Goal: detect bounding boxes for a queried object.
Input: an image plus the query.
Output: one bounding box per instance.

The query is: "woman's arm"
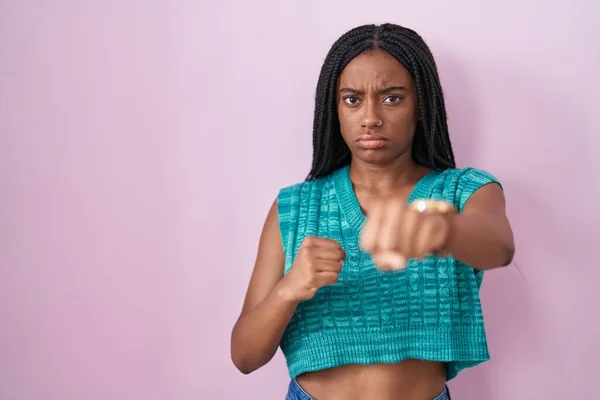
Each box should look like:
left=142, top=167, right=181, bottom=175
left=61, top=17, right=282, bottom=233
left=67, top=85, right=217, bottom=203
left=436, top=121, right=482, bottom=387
left=361, top=181, right=515, bottom=272
left=230, top=199, right=299, bottom=374
left=442, top=183, right=515, bottom=270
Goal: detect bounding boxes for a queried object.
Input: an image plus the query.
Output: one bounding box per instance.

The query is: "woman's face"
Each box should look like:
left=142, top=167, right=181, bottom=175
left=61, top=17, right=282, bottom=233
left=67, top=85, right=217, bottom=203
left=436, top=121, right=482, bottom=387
left=337, top=49, right=419, bottom=166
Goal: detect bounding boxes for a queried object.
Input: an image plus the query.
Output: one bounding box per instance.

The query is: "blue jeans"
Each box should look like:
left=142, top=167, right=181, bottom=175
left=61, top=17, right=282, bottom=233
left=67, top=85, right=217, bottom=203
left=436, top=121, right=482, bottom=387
left=285, top=379, right=452, bottom=399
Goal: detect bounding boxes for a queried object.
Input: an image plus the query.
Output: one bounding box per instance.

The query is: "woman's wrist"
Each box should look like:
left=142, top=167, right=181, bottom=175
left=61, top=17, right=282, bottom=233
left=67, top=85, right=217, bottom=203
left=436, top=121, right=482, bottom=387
left=437, top=212, right=457, bottom=257
left=409, top=199, right=457, bottom=257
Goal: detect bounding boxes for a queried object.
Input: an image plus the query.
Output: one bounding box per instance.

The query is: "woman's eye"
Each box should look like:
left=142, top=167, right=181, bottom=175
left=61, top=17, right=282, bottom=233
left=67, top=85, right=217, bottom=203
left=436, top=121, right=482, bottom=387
left=344, top=97, right=360, bottom=105
left=384, top=95, right=403, bottom=103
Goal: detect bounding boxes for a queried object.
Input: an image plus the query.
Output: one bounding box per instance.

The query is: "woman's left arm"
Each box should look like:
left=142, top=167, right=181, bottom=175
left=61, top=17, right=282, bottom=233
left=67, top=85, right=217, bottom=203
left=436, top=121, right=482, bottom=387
left=441, top=183, right=515, bottom=270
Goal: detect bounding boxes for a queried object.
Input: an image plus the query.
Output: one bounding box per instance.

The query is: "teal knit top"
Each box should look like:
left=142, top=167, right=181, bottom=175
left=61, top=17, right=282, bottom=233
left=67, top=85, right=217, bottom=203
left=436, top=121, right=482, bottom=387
left=276, top=164, right=502, bottom=381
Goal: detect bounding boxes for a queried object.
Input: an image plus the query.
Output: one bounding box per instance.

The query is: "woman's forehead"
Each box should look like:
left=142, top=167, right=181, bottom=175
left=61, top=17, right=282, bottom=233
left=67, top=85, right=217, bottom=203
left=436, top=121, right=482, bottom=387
left=338, top=51, right=413, bottom=88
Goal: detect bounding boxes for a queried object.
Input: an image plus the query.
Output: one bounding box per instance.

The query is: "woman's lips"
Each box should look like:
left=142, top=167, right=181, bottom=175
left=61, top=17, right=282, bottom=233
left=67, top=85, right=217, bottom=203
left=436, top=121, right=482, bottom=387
left=356, top=134, right=388, bottom=149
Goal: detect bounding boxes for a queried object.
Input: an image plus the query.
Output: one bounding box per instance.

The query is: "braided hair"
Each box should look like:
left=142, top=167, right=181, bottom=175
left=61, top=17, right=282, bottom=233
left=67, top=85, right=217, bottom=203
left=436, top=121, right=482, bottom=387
left=306, top=23, right=455, bottom=180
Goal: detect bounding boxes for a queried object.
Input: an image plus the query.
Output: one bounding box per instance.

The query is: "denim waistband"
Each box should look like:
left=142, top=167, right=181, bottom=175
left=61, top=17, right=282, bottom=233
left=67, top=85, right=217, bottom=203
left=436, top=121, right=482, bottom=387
left=285, top=379, right=314, bottom=400
left=285, top=379, right=451, bottom=400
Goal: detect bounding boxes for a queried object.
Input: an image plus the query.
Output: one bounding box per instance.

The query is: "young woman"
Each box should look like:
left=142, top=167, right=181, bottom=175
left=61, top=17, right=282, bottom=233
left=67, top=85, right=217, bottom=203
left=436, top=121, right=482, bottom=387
left=231, top=23, right=515, bottom=400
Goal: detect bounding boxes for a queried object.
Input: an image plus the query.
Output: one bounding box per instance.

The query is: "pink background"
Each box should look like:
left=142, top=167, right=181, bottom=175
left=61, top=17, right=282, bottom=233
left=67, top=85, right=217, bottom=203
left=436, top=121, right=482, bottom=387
left=1, top=1, right=598, bottom=399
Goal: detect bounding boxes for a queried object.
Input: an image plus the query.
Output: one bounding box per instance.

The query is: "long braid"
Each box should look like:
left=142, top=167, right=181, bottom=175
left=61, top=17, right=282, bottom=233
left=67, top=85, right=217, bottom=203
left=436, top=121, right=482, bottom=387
left=306, top=23, right=455, bottom=181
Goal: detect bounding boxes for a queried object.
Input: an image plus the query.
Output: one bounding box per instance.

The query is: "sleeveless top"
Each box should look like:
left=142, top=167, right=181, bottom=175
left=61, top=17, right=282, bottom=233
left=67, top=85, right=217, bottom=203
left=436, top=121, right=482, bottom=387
left=276, top=164, right=502, bottom=381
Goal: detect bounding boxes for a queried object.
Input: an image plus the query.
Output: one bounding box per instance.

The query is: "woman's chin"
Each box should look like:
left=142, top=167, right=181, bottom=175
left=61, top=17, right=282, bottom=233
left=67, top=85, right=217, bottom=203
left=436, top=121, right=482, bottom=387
left=353, top=149, right=397, bottom=165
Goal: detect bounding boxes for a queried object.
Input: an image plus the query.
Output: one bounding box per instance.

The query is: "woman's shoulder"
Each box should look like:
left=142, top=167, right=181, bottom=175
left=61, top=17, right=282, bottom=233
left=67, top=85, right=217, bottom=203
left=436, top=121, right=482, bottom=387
left=436, top=166, right=502, bottom=186
left=277, top=168, right=340, bottom=198
left=431, top=166, right=503, bottom=212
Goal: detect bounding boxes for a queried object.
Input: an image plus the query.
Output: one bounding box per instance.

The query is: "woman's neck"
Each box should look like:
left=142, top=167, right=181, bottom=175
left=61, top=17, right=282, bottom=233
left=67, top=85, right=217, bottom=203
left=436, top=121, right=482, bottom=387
left=348, top=156, right=430, bottom=195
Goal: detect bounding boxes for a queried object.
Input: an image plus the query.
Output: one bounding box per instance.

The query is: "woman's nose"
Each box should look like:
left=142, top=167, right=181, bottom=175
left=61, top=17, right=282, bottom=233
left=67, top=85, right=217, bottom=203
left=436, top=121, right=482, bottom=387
left=362, top=115, right=383, bottom=129
left=361, top=102, right=382, bottom=129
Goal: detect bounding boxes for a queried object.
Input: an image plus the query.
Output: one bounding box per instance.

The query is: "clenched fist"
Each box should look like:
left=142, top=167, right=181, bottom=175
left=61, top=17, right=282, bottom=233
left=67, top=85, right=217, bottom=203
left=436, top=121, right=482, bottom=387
left=360, top=199, right=456, bottom=271
left=277, top=236, right=345, bottom=302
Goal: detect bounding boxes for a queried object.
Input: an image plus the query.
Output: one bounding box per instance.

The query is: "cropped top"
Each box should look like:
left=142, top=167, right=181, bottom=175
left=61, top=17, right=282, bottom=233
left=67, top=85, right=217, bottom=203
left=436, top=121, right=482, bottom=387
left=276, top=164, right=502, bottom=381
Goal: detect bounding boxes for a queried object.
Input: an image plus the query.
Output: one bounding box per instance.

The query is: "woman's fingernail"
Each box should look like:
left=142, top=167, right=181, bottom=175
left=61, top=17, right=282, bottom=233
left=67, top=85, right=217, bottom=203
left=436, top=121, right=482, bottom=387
left=374, top=251, right=405, bottom=271
left=390, top=254, right=406, bottom=270
left=392, top=261, right=405, bottom=270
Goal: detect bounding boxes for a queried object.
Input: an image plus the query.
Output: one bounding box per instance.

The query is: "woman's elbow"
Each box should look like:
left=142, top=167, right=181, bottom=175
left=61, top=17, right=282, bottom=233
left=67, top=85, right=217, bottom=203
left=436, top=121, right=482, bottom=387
left=232, top=358, right=254, bottom=375
left=500, top=242, right=515, bottom=267
left=231, top=351, right=264, bottom=375
left=230, top=339, right=266, bottom=375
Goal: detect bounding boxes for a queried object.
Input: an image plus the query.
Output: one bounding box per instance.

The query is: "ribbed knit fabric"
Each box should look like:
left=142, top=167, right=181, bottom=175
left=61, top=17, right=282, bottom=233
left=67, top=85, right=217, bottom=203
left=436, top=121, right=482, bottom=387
left=277, top=165, right=502, bottom=381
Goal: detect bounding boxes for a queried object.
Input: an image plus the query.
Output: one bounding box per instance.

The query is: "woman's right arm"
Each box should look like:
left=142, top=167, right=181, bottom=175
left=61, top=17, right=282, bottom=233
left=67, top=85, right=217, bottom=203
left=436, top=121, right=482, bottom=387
left=231, top=198, right=344, bottom=374
left=230, top=199, right=299, bottom=374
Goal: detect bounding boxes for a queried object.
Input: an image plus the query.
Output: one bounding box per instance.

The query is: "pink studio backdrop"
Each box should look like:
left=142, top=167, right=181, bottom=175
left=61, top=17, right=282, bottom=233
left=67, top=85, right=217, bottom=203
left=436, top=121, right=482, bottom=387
left=1, top=1, right=598, bottom=399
